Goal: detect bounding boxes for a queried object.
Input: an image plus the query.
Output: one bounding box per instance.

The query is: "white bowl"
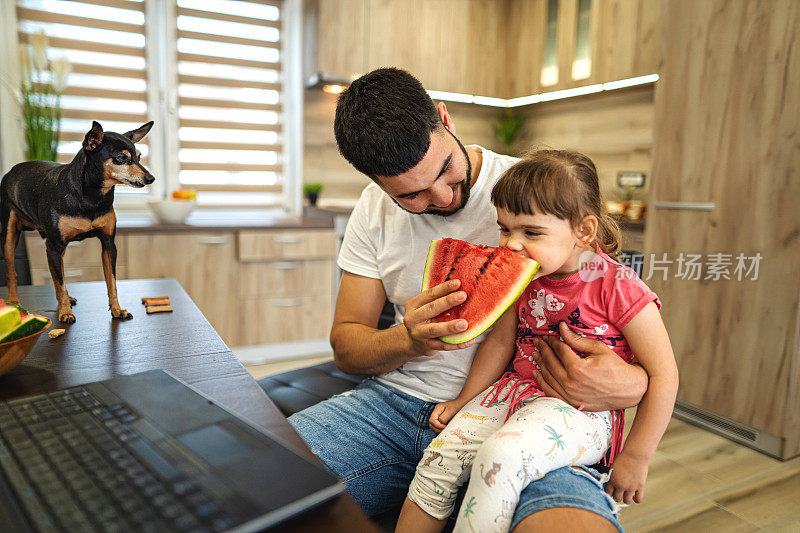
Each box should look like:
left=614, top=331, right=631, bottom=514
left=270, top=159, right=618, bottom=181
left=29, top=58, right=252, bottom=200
left=148, top=199, right=196, bottom=224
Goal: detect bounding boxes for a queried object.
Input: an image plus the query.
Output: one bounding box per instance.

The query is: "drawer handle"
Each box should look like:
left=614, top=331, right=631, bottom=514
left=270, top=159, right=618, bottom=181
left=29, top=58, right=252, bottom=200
left=42, top=269, right=84, bottom=280
left=272, top=261, right=301, bottom=270
left=273, top=235, right=307, bottom=244
left=196, top=236, right=230, bottom=245
left=653, top=201, right=715, bottom=211
left=273, top=298, right=302, bottom=307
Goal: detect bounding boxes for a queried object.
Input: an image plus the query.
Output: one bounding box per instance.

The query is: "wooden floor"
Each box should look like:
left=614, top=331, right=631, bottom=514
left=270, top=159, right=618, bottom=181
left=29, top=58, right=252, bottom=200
left=245, top=359, right=800, bottom=532
left=619, top=413, right=800, bottom=532
left=244, top=354, right=334, bottom=381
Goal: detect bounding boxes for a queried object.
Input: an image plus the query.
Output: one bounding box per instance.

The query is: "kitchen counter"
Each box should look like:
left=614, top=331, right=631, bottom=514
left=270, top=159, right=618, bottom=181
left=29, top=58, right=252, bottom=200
left=114, top=208, right=337, bottom=233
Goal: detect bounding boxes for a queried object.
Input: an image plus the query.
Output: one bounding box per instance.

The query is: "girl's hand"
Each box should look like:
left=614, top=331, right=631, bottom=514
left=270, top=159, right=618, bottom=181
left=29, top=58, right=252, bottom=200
left=605, top=452, right=648, bottom=504
left=429, top=399, right=465, bottom=433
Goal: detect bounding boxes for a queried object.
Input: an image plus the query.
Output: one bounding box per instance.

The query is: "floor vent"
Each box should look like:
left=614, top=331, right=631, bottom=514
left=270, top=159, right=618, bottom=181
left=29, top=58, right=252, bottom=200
left=673, top=401, right=783, bottom=458
left=675, top=401, right=757, bottom=441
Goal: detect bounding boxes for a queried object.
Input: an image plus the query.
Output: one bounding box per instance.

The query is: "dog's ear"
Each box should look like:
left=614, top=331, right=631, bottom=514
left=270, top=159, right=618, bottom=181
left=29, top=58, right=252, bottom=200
left=124, top=121, right=154, bottom=143
left=83, top=121, right=104, bottom=151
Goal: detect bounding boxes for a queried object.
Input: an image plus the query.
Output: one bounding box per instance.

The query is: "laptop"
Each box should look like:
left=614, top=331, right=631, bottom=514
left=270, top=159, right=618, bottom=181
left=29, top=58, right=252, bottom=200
left=0, top=370, right=344, bottom=532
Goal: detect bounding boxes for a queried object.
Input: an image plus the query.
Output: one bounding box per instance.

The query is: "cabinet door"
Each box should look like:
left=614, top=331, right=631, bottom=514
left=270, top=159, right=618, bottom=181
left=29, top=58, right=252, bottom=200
left=311, top=0, right=369, bottom=79
left=646, top=0, right=800, bottom=454
left=31, top=266, right=129, bottom=286
left=365, top=0, right=503, bottom=96
left=236, top=297, right=331, bottom=345
left=126, top=233, right=236, bottom=345
left=24, top=233, right=129, bottom=269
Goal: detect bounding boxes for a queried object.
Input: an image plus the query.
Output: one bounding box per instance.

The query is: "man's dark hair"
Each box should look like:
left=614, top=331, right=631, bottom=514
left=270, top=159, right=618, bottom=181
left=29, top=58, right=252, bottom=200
left=334, top=68, right=441, bottom=179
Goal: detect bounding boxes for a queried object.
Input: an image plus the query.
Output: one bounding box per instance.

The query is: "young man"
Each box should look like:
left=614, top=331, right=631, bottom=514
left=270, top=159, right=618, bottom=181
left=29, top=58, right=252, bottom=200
left=289, top=68, right=647, bottom=532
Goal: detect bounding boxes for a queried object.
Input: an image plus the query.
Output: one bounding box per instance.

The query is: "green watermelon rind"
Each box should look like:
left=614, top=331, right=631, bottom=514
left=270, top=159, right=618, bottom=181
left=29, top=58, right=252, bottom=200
left=0, top=315, right=49, bottom=344
left=421, top=239, right=540, bottom=345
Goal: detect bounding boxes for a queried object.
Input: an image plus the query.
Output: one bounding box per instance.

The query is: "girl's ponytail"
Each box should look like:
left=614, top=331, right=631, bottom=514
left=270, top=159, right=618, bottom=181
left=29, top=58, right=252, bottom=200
left=596, top=212, right=621, bottom=261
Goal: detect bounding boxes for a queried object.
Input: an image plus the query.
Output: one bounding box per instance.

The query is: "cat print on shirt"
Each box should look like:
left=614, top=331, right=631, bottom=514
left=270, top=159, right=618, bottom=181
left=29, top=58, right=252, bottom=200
left=480, top=462, right=501, bottom=487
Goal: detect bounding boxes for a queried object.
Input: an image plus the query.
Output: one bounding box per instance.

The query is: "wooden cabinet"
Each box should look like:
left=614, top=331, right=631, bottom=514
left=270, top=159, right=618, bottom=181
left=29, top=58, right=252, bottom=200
left=24, top=233, right=129, bottom=285
left=19, top=225, right=336, bottom=353
left=127, top=232, right=237, bottom=345
left=235, top=229, right=337, bottom=347
left=304, top=0, right=369, bottom=81
left=645, top=0, right=800, bottom=458
left=589, top=0, right=660, bottom=85
left=237, top=229, right=337, bottom=261
left=306, top=0, right=661, bottom=98
left=121, top=228, right=338, bottom=349
left=306, top=0, right=508, bottom=96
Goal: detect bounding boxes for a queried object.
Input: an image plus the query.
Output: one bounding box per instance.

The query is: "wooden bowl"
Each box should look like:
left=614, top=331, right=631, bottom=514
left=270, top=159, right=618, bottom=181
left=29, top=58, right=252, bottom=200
left=0, top=317, right=52, bottom=377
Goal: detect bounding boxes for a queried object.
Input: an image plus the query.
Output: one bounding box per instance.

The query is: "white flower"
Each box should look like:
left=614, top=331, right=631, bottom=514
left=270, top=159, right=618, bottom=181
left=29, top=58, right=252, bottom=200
left=51, top=57, right=71, bottom=93
left=30, top=31, right=49, bottom=72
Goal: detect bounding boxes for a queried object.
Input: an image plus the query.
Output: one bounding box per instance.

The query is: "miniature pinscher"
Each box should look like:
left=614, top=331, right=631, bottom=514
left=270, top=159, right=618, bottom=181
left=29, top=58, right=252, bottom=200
left=1, top=121, right=154, bottom=323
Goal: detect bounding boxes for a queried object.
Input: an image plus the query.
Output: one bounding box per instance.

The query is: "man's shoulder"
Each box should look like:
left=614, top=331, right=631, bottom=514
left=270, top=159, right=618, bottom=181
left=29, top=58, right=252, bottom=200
left=351, top=182, right=392, bottom=218
left=469, top=146, right=520, bottom=184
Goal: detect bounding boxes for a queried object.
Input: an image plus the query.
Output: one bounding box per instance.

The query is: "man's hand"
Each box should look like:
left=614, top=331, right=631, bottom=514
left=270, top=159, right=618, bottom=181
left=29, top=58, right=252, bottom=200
left=532, top=322, right=648, bottom=411
left=429, top=399, right=466, bottom=433
left=403, top=279, right=476, bottom=357
left=605, top=452, right=648, bottom=504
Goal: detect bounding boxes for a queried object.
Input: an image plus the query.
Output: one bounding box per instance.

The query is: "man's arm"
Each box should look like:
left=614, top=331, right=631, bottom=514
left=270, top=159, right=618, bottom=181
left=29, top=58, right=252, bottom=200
left=532, top=321, right=648, bottom=411
left=330, top=271, right=476, bottom=375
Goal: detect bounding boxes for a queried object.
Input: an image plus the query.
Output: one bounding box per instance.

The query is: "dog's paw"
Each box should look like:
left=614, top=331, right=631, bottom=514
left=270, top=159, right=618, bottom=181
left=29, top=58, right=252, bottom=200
left=112, top=308, right=133, bottom=320
left=68, top=296, right=77, bottom=305
left=58, top=312, right=76, bottom=324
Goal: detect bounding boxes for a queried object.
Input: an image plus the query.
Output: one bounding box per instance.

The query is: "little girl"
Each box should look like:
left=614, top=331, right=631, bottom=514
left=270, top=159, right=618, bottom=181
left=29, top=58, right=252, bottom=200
left=396, top=150, right=678, bottom=533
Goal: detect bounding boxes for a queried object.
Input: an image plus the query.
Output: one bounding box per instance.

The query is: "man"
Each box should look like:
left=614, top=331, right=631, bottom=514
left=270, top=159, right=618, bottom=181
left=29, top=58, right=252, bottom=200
left=289, top=68, right=647, bottom=531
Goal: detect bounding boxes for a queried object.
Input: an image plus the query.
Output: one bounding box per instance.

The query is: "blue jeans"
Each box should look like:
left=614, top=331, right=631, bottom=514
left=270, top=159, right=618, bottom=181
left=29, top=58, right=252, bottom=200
left=288, top=379, right=622, bottom=531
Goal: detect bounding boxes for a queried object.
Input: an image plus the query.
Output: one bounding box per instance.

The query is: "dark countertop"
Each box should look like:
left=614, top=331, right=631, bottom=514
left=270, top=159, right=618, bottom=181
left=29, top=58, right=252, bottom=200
left=0, top=279, right=379, bottom=532
left=114, top=207, right=340, bottom=233
left=616, top=218, right=646, bottom=232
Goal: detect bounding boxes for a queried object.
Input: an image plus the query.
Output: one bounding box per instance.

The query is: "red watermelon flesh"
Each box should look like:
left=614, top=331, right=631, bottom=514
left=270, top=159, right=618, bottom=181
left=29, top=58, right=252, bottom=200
left=422, top=238, right=540, bottom=344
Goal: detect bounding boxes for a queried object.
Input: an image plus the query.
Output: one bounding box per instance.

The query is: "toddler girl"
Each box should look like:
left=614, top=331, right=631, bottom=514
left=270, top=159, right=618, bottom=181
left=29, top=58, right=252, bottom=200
left=396, top=150, right=678, bottom=533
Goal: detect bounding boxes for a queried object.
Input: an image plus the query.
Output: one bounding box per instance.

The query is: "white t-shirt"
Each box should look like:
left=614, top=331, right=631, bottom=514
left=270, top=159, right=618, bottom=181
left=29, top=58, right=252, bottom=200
left=337, top=146, right=520, bottom=402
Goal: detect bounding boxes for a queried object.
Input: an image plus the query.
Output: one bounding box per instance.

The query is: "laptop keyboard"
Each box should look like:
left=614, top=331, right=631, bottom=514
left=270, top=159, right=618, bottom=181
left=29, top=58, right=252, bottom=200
left=0, top=386, right=237, bottom=533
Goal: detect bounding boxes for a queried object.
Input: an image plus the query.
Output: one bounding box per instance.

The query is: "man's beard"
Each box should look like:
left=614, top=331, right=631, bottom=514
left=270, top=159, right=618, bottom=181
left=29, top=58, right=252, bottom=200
left=389, top=131, right=473, bottom=217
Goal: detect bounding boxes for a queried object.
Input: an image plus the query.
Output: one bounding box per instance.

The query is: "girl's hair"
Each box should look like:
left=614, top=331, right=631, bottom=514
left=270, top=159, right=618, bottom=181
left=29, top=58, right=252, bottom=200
left=491, top=149, right=621, bottom=259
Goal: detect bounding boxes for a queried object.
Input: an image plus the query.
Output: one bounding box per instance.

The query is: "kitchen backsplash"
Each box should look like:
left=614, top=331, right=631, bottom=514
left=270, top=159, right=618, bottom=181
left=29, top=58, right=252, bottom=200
left=303, top=85, right=654, bottom=203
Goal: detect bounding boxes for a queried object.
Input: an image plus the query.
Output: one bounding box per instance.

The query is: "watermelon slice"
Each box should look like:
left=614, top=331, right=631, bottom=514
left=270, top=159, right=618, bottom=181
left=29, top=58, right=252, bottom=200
left=422, top=238, right=540, bottom=344
left=0, top=314, right=49, bottom=344
left=0, top=303, right=22, bottom=338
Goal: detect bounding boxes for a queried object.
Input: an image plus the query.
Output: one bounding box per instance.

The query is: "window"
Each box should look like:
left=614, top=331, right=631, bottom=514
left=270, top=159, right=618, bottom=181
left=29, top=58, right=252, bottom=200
left=14, top=0, right=295, bottom=209
left=174, top=0, right=283, bottom=207
left=17, top=0, right=150, bottom=196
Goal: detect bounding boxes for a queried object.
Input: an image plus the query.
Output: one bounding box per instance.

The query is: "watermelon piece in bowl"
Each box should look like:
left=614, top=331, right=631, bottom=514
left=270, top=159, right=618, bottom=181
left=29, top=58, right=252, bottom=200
left=422, top=238, right=539, bottom=344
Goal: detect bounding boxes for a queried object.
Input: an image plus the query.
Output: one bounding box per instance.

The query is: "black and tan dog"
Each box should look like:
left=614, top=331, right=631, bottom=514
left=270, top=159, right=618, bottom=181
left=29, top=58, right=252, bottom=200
left=1, top=121, right=154, bottom=323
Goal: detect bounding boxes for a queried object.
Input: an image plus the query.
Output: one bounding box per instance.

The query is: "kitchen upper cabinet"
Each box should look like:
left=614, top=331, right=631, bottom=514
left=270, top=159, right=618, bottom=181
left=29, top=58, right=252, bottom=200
left=505, top=0, right=548, bottom=97
left=304, top=0, right=369, bottom=81
left=307, top=0, right=661, bottom=98
left=308, top=0, right=507, bottom=96
left=535, top=0, right=661, bottom=92
left=645, top=0, right=800, bottom=458
left=588, top=0, right=660, bottom=85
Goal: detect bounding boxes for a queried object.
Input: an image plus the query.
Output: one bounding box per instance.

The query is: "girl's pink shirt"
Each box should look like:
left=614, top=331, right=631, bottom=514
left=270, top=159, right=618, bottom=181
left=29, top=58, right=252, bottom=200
left=512, top=249, right=661, bottom=380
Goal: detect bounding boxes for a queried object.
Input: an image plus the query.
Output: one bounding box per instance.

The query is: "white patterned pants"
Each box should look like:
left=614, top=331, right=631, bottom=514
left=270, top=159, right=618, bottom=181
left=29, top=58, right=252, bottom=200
left=407, top=377, right=612, bottom=533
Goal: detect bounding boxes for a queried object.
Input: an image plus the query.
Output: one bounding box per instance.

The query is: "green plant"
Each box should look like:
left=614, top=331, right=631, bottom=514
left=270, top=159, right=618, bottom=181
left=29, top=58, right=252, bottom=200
left=494, top=109, right=524, bottom=154
left=18, top=32, right=71, bottom=162
left=303, top=182, right=323, bottom=196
